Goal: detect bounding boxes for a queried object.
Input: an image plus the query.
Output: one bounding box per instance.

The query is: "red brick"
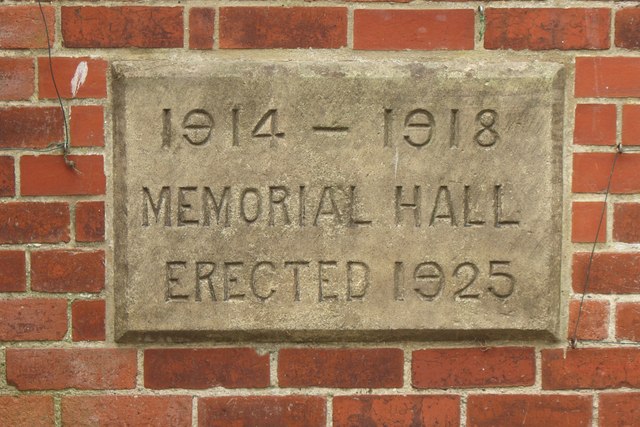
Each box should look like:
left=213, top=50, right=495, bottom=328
left=220, top=7, right=347, bottom=49
left=0, top=107, right=63, bottom=149
left=573, top=153, right=640, bottom=194
left=600, top=393, right=640, bottom=427
left=572, top=201, right=606, bottom=243
left=0, top=202, right=70, bottom=244
left=70, top=105, right=104, bottom=147
left=622, top=105, right=640, bottom=147
left=616, top=8, right=640, bottom=49
left=278, top=348, right=403, bottom=388
left=6, top=348, right=137, bottom=390
left=62, top=6, right=183, bottom=48
left=573, top=252, right=640, bottom=294
left=72, top=300, right=105, bottom=341
left=31, top=250, right=104, bottom=293
left=0, top=299, right=67, bottom=341
left=576, top=57, right=640, bottom=98
left=20, top=155, right=106, bottom=196
left=467, top=394, right=592, bottom=426
left=574, top=104, right=616, bottom=146
left=62, top=396, right=191, bottom=426
left=0, top=6, right=54, bottom=49
left=199, top=396, right=325, bottom=427
left=144, top=348, right=270, bottom=389
left=0, top=395, right=55, bottom=426
left=614, top=203, right=640, bottom=242
left=334, top=395, right=459, bottom=427
left=616, top=303, right=640, bottom=342
left=485, top=8, right=610, bottom=50
left=0, top=57, right=34, bottom=100
left=0, top=156, right=14, bottom=196
left=354, top=9, right=474, bottom=50
left=568, top=299, right=609, bottom=341
left=412, top=347, right=534, bottom=388
left=38, top=57, right=107, bottom=99
left=542, top=348, right=640, bottom=389
left=75, top=201, right=105, bottom=242
left=0, top=251, right=25, bottom=292
left=190, top=8, right=215, bottom=50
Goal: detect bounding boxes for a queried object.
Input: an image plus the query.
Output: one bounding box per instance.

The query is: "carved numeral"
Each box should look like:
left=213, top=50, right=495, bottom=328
left=474, top=109, right=500, bottom=147
left=488, top=260, right=515, bottom=297
left=252, top=109, right=285, bottom=146
left=453, top=262, right=480, bottom=299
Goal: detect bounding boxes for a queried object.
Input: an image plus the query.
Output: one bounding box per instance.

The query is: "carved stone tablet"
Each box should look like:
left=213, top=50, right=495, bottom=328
left=112, top=59, right=564, bottom=342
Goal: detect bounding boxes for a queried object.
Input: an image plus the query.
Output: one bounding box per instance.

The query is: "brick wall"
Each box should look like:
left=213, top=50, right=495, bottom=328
left=1, top=1, right=639, bottom=425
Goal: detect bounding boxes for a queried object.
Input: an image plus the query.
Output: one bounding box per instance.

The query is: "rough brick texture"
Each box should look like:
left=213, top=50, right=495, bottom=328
left=573, top=252, right=640, bottom=294
left=6, top=349, right=137, bottom=390
left=190, top=8, right=215, bottom=50
left=576, top=57, right=640, bottom=98
left=70, top=105, right=104, bottom=147
left=0, top=6, right=54, bottom=49
left=412, top=347, right=535, bottom=388
left=354, top=9, right=474, bottom=50
left=599, top=393, right=640, bottom=427
left=62, top=6, right=184, bottom=48
left=568, top=299, right=609, bottom=341
left=75, top=201, right=105, bottom=242
left=614, top=203, right=640, bottom=243
left=467, top=394, right=592, bottom=426
left=20, top=155, right=106, bottom=196
left=0, top=299, right=67, bottom=341
left=622, top=104, right=640, bottom=147
left=0, top=395, right=55, bottom=427
left=0, top=57, right=34, bottom=100
left=573, top=153, right=640, bottom=194
left=62, top=396, right=192, bottom=426
left=333, top=395, right=460, bottom=427
left=542, top=348, right=640, bottom=389
left=199, top=396, right=326, bottom=427
left=31, top=250, right=105, bottom=293
left=38, top=57, right=107, bottom=99
left=0, top=251, right=25, bottom=292
left=615, top=8, right=640, bottom=49
left=0, top=107, right=63, bottom=149
left=72, top=299, right=106, bottom=341
left=144, top=348, right=270, bottom=389
left=485, top=8, right=609, bottom=50
left=574, top=104, right=616, bottom=146
left=220, top=7, right=347, bottom=49
left=572, top=201, right=606, bottom=243
left=0, top=202, right=70, bottom=244
left=0, top=156, right=14, bottom=197
left=616, top=303, right=640, bottom=342
left=278, top=348, right=403, bottom=388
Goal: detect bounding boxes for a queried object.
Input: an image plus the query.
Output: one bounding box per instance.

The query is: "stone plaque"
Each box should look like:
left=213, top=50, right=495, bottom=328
left=113, top=59, right=564, bottom=342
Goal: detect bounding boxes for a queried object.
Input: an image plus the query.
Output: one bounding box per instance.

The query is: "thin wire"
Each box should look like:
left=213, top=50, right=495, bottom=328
left=570, top=145, right=622, bottom=349
left=37, top=0, right=75, bottom=170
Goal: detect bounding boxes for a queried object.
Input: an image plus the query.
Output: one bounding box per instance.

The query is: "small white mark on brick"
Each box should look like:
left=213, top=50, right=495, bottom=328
left=71, top=61, right=88, bottom=97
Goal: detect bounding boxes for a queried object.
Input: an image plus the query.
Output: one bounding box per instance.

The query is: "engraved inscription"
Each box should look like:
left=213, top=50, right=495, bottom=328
left=113, top=60, right=563, bottom=341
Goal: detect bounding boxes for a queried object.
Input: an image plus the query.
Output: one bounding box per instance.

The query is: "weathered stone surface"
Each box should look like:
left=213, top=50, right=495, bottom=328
left=112, top=59, right=564, bottom=342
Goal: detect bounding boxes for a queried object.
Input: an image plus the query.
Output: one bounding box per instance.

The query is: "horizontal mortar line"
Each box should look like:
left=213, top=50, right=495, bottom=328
left=0, top=195, right=106, bottom=202
left=572, top=243, right=640, bottom=252
left=36, top=341, right=568, bottom=351
left=0, top=388, right=568, bottom=399
left=2, top=47, right=598, bottom=60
